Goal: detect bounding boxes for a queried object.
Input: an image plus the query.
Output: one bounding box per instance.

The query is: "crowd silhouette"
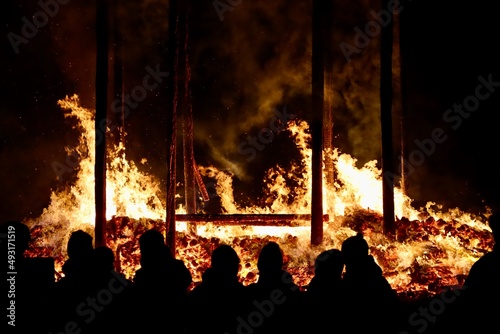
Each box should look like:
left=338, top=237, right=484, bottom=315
left=2, top=212, right=499, bottom=334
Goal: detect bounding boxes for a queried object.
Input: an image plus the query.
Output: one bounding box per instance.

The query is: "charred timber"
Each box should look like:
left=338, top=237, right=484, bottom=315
left=193, top=162, right=210, bottom=202
left=174, top=214, right=330, bottom=226
left=395, top=7, right=409, bottom=207
left=311, top=0, right=326, bottom=245
left=380, top=0, right=396, bottom=237
left=322, top=0, right=335, bottom=188
left=166, top=0, right=179, bottom=254
left=179, top=0, right=197, bottom=235
left=95, top=0, right=109, bottom=248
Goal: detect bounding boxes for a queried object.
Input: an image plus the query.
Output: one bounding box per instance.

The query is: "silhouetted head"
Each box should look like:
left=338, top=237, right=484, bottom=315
left=257, top=241, right=284, bottom=275
left=314, top=248, right=344, bottom=278
left=211, top=244, right=240, bottom=277
left=139, top=229, right=165, bottom=253
left=138, top=229, right=173, bottom=270
left=341, top=232, right=369, bottom=266
left=94, top=246, right=115, bottom=272
left=67, top=230, right=93, bottom=261
left=489, top=212, right=500, bottom=241
left=0, top=220, right=31, bottom=257
left=67, top=230, right=94, bottom=260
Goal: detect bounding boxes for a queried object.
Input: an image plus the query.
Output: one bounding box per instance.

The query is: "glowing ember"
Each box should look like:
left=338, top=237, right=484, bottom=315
left=24, top=95, right=494, bottom=299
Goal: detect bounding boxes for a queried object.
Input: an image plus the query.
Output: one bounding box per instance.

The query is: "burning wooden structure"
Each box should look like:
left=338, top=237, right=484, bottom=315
left=20, top=0, right=496, bottom=304
left=93, top=0, right=406, bottom=252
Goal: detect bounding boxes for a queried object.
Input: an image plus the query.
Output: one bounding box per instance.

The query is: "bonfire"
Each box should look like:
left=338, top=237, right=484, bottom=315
left=24, top=95, right=494, bottom=301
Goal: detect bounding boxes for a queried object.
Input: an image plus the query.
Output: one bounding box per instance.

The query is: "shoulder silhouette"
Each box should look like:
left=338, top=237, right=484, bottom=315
left=61, top=229, right=94, bottom=281
left=305, top=248, right=346, bottom=334
left=126, top=228, right=191, bottom=334
left=186, top=244, right=248, bottom=334
left=84, top=245, right=132, bottom=334
left=465, top=211, right=500, bottom=289
left=244, top=241, right=303, bottom=334
left=447, top=211, right=500, bottom=333
left=133, top=228, right=192, bottom=293
left=340, top=232, right=402, bottom=334
left=49, top=229, right=96, bottom=333
left=307, top=248, right=344, bottom=299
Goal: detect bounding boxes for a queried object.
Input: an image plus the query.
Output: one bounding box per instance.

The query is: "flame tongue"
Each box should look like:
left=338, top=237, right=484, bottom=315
left=25, top=95, right=493, bottom=297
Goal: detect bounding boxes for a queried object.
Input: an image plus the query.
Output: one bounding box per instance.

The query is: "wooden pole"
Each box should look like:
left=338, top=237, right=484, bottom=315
left=95, top=0, right=108, bottom=248
left=180, top=2, right=197, bottom=235
left=393, top=8, right=403, bottom=196
left=311, top=0, right=325, bottom=246
left=166, top=0, right=179, bottom=255
left=110, top=0, right=123, bottom=270
left=193, top=161, right=210, bottom=202
left=111, top=0, right=125, bottom=148
left=380, top=0, right=396, bottom=236
left=323, top=0, right=335, bottom=190
left=395, top=6, right=410, bottom=218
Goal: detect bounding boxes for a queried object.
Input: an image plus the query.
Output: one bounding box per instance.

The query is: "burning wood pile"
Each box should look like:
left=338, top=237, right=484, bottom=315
left=20, top=96, right=494, bottom=303
left=24, top=207, right=494, bottom=302
left=340, top=208, right=493, bottom=299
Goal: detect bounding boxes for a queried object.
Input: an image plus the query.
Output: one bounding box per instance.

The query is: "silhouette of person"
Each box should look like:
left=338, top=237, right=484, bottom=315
left=127, top=228, right=192, bottom=334
left=93, top=245, right=116, bottom=278
left=464, top=211, right=500, bottom=287
left=244, top=241, right=303, bottom=334
left=133, top=229, right=192, bottom=294
left=61, top=229, right=94, bottom=280
left=50, top=229, right=96, bottom=333
left=185, top=244, right=248, bottom=334
left=305, top=248, right=346, bottom=334
left=1, top=220, right=55, bottom=334
left=449, top=211, right=500, bottom=333
left=308, top=248, right=344, bottom=297
left=84, top=245, right=132, bottom=334
left=340, top=232, right=402, bottom=334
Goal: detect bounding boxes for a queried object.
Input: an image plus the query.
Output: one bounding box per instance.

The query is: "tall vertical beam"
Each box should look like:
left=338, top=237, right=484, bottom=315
left=392, top=8, right=403, bottom=195
left=111, top=0, right=125, bottom=147
left=110, top=0, right=123, bottom=270
left=166, top=0, right=179, bottom=255
left=180, top=1, right=197, bottom=235
left=380, top=0, right=396, bottom=236
left=323, top=0, right=335, bottom=190
left=394, top=6, right=410, bottom=218
left=311, top=0, right=325, bottom=246
left=95, top=0, right=109, bottom=247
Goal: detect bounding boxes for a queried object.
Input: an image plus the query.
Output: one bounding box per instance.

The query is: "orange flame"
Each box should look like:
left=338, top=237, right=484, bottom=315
left=25, top=95, right=494, bottom=296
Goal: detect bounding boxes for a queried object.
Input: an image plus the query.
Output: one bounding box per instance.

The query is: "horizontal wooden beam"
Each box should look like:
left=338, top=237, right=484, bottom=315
left=174, top=214, right=330, bottom=226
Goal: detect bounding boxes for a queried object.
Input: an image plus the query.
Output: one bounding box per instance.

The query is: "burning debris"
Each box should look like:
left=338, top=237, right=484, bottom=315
left=25, top=210, right=494, bottom=300
left=21, top=95, right=494, bottom=302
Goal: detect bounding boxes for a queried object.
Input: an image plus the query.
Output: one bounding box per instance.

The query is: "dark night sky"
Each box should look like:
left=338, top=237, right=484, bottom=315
left=1, top=0, right=499, bottom=224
